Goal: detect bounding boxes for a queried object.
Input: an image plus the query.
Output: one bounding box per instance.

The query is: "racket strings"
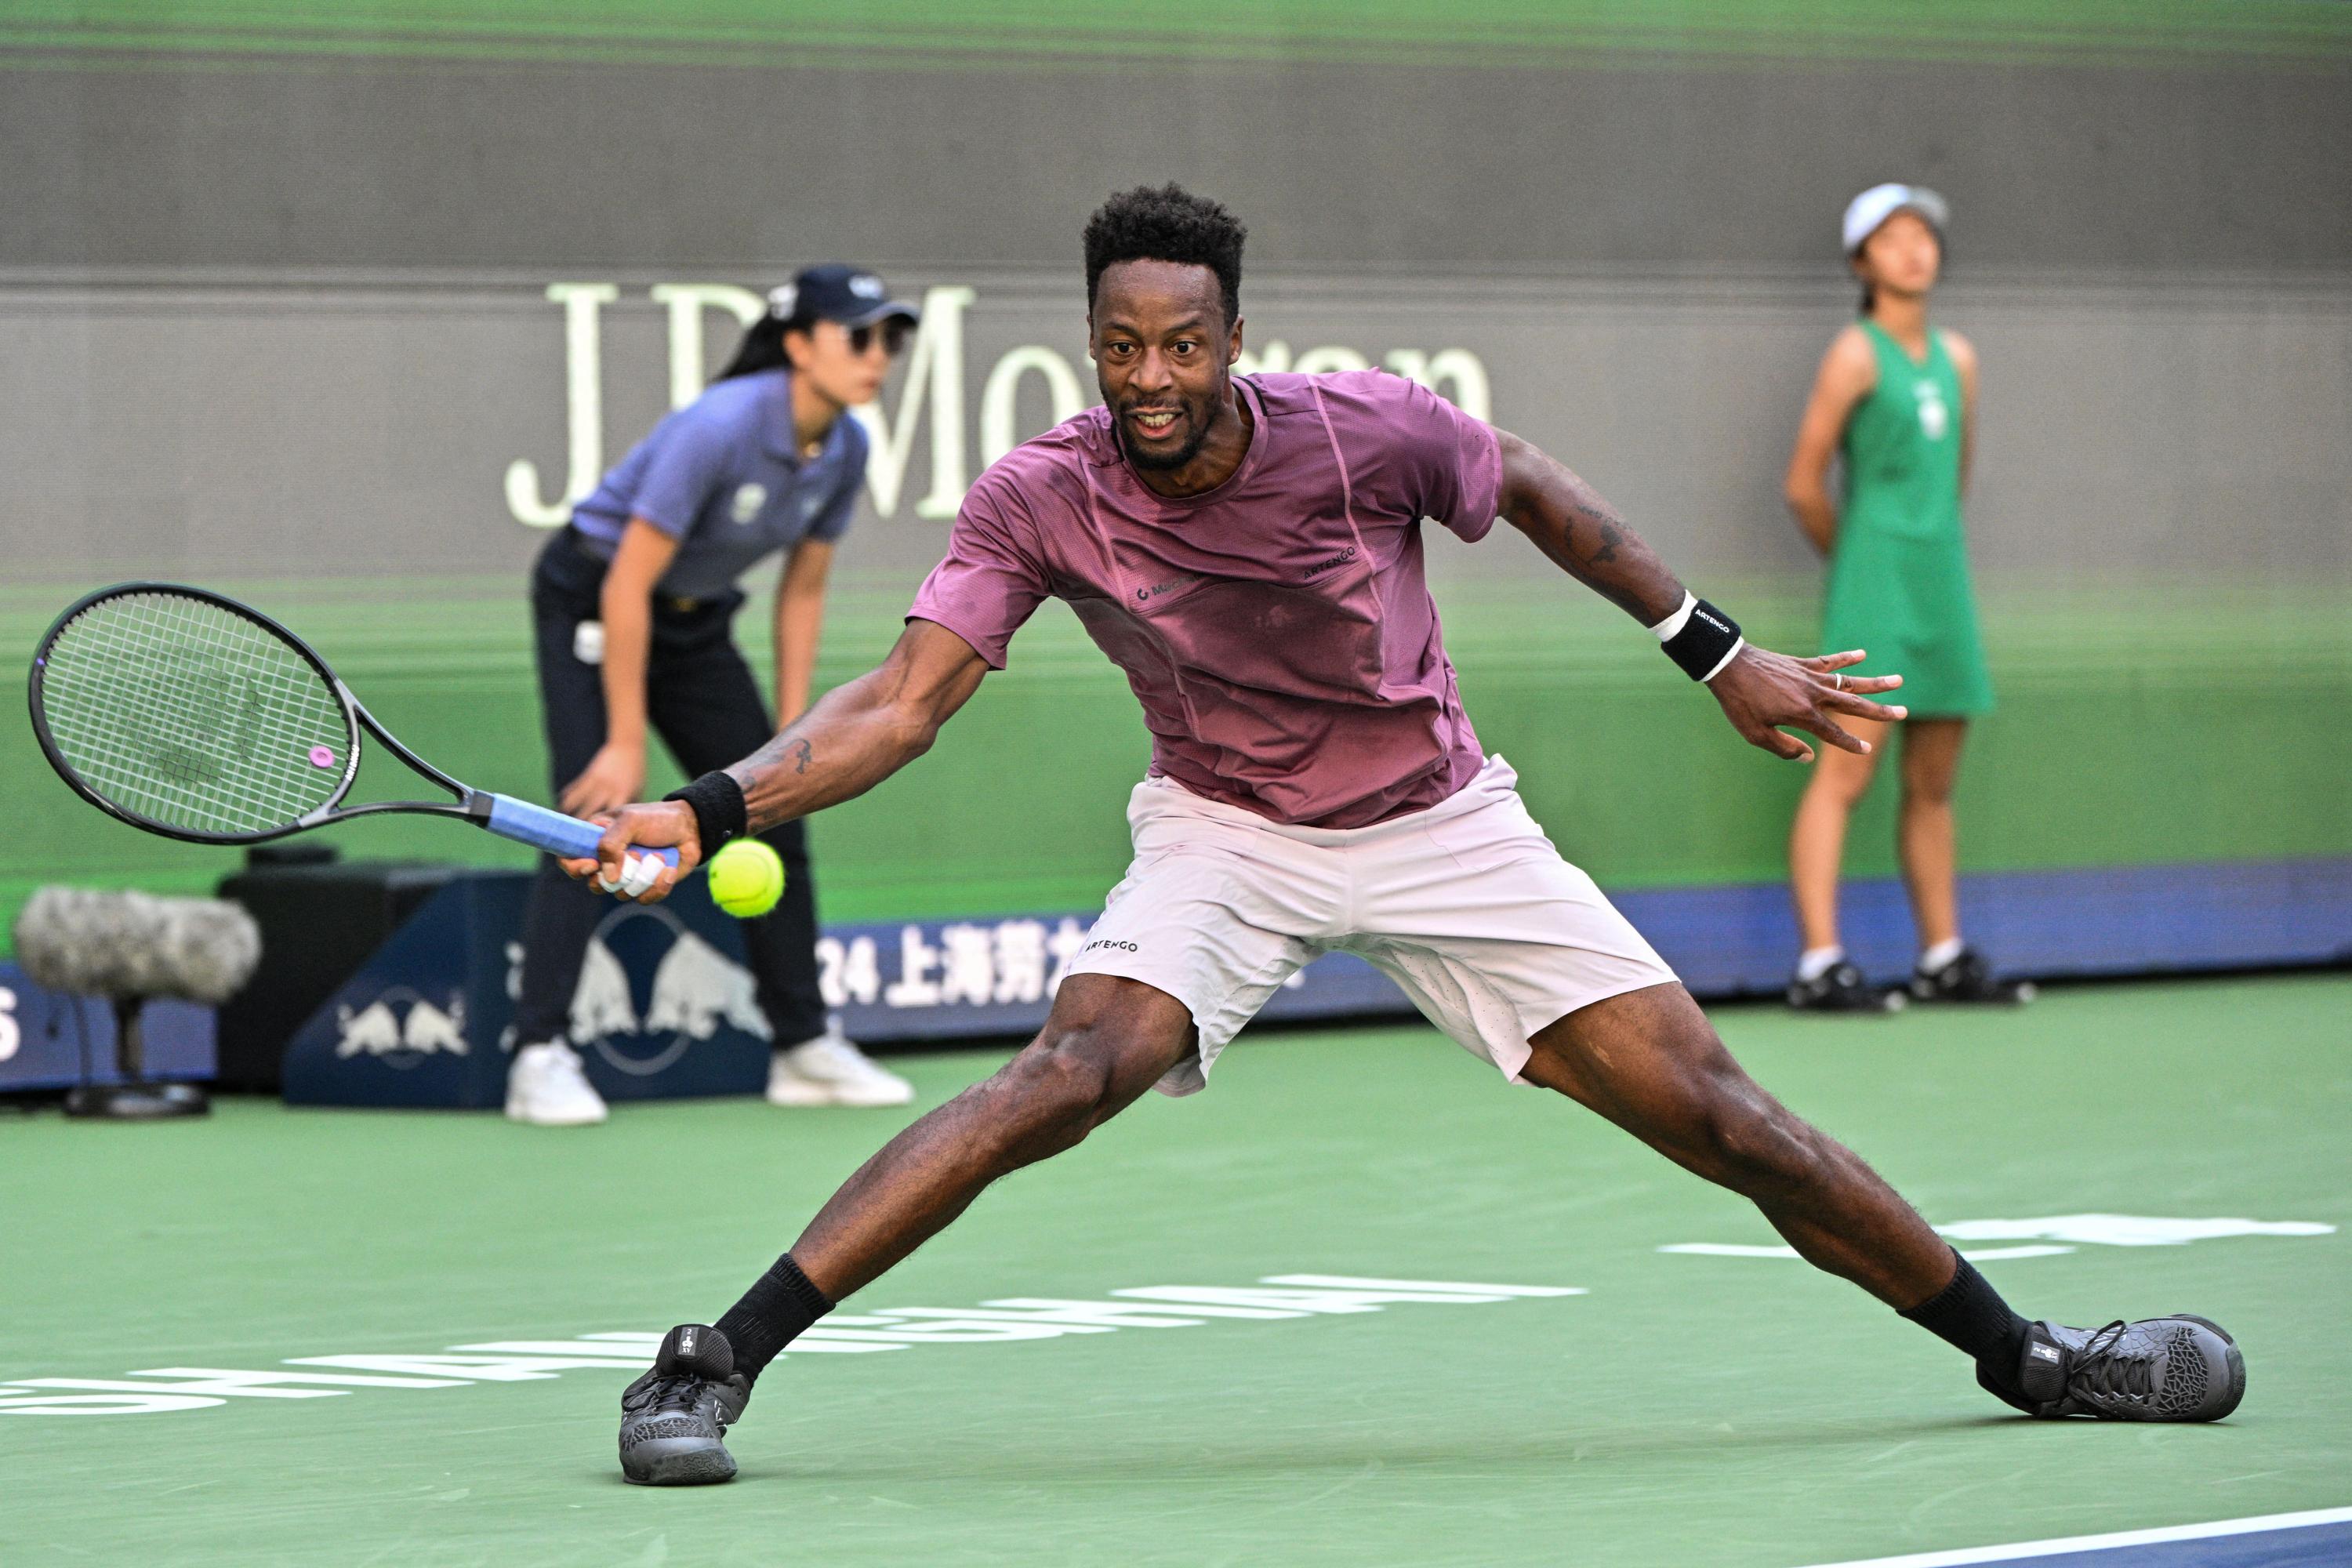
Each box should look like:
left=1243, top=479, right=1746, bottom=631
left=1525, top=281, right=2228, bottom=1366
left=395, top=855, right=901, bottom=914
left=39, top=591, right=354, bottom=837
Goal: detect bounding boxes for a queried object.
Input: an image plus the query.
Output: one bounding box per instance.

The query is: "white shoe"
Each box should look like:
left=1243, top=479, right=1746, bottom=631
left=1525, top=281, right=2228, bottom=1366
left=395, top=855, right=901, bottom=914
left=505, top=1040, right=608, bottom=1126
left=768, top=1027, right=914, bottom=1107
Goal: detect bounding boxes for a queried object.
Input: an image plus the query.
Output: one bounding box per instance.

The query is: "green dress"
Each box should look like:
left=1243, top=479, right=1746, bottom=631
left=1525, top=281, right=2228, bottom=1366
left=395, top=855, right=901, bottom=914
left=1822, top=319, right=1994, bottom=717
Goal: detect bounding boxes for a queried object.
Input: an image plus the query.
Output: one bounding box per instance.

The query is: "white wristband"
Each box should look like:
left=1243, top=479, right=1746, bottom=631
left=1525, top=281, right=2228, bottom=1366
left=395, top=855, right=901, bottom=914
left=1650, top=590, right=1699, bottom=643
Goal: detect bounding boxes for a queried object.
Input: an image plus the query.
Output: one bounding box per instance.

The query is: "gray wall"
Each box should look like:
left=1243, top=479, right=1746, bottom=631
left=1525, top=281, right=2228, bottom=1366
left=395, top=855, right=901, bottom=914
left=7, top=60, right=2347, bottom=270
left=3, top=50, right=2346, bottom=588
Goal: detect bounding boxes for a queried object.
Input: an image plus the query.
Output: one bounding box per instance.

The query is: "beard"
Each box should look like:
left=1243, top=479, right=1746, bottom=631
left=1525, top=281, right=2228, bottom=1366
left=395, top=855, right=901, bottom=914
left=1111, top=386, right=1224, bottom=472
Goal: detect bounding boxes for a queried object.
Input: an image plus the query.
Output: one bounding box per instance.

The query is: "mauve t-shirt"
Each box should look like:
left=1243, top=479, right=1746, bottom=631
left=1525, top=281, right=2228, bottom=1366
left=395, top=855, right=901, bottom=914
left=908, top=369, right=1504, bottom=829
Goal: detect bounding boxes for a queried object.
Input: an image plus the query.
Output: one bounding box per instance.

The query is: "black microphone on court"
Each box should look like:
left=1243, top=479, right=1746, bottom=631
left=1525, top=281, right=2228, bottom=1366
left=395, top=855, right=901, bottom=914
left=11, top=887, right=262, bottom=1120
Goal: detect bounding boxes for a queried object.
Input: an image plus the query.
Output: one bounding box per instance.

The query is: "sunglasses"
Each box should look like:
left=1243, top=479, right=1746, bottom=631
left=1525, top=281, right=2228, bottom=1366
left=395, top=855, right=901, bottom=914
left=843, top=318, right=912, bottom=358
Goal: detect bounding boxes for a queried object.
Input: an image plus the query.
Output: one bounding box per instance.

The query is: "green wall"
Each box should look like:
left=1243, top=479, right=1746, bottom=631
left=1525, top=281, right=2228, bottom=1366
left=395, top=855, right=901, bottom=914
left=5, top=572, right=2344, bottom=959
left=12, top=2, right=2349, bottom=69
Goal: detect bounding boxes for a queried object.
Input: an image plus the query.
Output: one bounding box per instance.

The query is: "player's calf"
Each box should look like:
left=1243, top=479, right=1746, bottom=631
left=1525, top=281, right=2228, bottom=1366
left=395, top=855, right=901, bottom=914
left=1523, top=986, right=1956, bottom=1305
left=1522, top=987, right=2249, bottom=1418
left=1686, top=1087, right=1962, bottom=1304
left=625, top=977, right=1195, bottom=1448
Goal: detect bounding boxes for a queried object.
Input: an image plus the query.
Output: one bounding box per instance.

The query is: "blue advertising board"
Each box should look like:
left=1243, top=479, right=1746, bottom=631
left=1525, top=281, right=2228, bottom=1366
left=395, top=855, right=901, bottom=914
left=276, top=869, right=1405, bottom=1108
left=252, top=855, right=2352, bottom=1110
left=0, top=964, right=216, bottom=1094
left=280, top=873, right=773, bottom=1108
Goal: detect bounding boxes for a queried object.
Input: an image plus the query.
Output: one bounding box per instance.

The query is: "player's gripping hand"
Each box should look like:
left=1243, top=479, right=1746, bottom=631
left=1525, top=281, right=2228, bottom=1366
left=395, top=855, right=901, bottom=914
left=1706, top=647, right=1906, bottom=763
left=557, top=802, right=703, bottom=904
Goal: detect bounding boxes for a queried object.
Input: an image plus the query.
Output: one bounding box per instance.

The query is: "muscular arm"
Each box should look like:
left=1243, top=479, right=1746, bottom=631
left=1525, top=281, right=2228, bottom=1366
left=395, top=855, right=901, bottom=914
left=728, top=618, right=988, bottom=830
left=1494, top=424, right=1907, bottom=762
left=569, top=618, right=989, bottom=895
left=1496, top=429, right=1684, bottom=622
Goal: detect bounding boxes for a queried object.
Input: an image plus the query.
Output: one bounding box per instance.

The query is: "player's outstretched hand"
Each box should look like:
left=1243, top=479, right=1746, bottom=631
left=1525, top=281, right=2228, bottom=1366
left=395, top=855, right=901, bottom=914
left=1707, top=647, right=1906, bottom=763
left=557, top=802, right=703, bottom=904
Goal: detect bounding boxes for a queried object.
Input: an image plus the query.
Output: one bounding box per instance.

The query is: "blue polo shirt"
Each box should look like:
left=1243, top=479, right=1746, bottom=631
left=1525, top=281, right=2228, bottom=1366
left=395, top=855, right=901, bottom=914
left=568, top=368, right=866, bottom=601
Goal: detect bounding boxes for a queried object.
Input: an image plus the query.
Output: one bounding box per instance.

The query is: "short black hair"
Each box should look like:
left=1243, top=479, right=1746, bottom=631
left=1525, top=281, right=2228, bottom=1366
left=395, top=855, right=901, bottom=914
left=1083, top=183, right=1246, bottom=325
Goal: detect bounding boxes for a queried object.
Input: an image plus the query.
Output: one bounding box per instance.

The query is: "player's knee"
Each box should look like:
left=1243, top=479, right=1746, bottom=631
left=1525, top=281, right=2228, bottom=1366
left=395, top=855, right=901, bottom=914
left=988, top=1033, right=1120, bottom=1157
left=1694, top=1090, right=1822, bottom=1195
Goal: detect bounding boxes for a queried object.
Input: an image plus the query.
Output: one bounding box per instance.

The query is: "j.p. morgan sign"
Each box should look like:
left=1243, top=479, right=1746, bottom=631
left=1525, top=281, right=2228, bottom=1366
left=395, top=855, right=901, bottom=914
left=504, top=282, right=1493, bottom=528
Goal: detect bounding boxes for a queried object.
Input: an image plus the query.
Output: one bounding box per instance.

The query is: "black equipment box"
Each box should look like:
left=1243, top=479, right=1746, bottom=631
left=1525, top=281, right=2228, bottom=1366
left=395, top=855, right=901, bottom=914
left=212, top=847, right=463, bottom=1092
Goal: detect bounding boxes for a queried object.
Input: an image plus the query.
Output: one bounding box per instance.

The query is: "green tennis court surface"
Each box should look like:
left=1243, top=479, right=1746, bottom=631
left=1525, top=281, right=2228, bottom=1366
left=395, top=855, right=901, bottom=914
left=5, top=974, right=2345, bottom=1566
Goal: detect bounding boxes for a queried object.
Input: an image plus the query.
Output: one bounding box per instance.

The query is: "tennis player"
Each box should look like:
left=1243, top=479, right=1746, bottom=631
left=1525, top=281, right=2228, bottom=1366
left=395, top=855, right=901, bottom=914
left=504, top=265, right=915, bottom=1125
left=1781, top=186, right=2028, bottom=1011
left=576, top=187, right=2243, bottom=1482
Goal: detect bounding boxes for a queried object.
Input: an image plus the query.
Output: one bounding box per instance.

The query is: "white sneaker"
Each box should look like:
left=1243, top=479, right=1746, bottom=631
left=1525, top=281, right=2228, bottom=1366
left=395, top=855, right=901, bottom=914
left=505, top=1040, right=608, bottom=1126
left=768, top=1027, right=914, bottom=1107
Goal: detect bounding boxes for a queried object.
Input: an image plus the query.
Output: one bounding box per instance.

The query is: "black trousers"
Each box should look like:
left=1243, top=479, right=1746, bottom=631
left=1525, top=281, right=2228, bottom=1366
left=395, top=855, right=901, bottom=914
left=513, top=530, right=828, bottom=1048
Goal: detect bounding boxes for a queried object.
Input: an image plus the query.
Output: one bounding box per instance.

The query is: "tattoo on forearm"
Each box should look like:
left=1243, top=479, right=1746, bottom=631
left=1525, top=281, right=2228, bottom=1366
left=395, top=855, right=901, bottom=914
left=1560, top=484, right=1624, bottom=567
left=1501, top=430, right=1693, bottom=627
left=1551, top=503, right=1650, bottom=616
left=787, top=739, right=811, bottom=774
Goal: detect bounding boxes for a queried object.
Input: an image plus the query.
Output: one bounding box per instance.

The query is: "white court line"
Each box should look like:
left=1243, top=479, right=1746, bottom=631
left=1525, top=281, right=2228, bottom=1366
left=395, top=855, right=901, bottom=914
left=1795, top=1505, right=2352, bottom=1567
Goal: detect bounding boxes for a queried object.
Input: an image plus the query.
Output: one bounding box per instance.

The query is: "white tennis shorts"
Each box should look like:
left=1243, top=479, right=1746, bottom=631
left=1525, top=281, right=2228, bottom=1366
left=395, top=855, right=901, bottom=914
left=1065, top=753, right=1679, bottom=1097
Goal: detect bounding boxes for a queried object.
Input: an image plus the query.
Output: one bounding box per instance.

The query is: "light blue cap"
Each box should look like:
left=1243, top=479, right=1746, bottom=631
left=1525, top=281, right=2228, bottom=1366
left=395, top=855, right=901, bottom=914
left=1842, top=183, right=1949, bottom=253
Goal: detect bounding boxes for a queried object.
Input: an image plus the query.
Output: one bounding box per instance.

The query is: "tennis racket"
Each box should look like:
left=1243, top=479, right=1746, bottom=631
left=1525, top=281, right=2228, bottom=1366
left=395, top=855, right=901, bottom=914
left=26, top=583, right=675, bottom=878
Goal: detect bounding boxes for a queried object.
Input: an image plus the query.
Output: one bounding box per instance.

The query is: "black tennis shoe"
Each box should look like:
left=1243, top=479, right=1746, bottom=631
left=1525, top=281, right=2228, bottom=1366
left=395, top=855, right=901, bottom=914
left=619, top=1324, right=751, bottom=1485
left=1980, top=1316, right=2245, bottom=1421
left=1911, top=946, right=2035, bottom=1004
left=1787, top=960, right=1905, bottom=1013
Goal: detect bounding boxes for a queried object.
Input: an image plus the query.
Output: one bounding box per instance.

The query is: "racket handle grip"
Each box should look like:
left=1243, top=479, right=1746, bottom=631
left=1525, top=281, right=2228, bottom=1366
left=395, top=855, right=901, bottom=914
left=483, top=794, right=681, bottom=869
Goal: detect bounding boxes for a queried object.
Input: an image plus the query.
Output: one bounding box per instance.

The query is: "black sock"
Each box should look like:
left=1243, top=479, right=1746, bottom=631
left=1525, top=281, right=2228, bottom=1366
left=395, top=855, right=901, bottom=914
left=713, top=1252, right=833, bottom=1385
left=1899, top=1249, right=2029, bottom=1377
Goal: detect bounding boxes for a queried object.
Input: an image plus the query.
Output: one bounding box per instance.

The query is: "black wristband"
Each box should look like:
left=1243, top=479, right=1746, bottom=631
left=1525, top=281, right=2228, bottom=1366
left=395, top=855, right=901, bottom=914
left=662, top=770, right=748, bottom=856
left=1661, top=597, right=1744, bottom=682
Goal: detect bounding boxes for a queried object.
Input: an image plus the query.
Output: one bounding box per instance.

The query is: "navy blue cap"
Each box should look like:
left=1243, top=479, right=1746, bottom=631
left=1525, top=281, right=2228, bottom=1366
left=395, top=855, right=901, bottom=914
left=765, top=264, right=920, bottom=328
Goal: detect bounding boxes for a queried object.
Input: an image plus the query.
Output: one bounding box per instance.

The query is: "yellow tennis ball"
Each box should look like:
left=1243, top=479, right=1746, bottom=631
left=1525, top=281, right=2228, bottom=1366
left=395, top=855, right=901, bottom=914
left=706, top=838, right=784, bottom=919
